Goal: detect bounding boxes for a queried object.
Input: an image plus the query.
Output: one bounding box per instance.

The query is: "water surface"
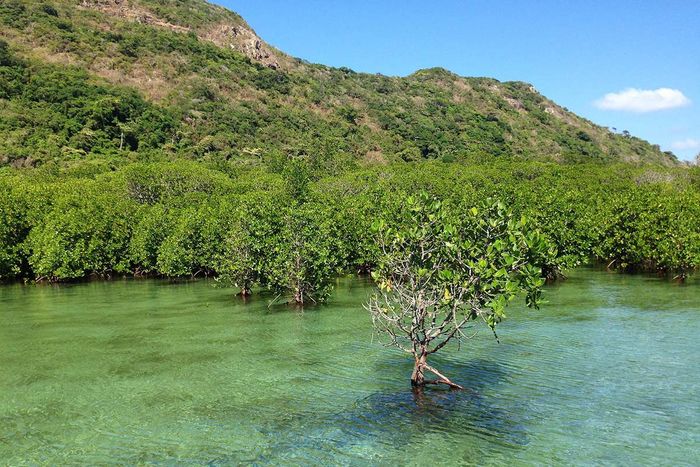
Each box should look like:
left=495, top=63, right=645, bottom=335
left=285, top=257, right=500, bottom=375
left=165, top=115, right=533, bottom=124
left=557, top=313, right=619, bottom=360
left=1, top=270, right=698, bottom=465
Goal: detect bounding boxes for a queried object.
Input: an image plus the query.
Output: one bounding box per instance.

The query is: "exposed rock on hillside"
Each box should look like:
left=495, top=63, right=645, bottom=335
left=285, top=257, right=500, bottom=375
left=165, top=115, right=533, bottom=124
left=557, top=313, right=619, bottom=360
left=202, top=23, right=279, bottom=69
left=80, top=0, right=284, bottom=69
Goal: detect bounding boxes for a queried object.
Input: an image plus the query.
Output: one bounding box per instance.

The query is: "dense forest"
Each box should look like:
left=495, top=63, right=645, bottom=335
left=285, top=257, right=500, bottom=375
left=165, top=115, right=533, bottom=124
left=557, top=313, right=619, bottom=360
left=1, top=0, right=699, bottom=300
left=2, top=160, right=699, bottom=299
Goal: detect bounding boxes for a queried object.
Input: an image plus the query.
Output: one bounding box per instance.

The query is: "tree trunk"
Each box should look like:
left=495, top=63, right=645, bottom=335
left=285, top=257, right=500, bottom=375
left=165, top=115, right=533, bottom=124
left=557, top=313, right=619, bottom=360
left=410, top=352, right=463, bottom=390
left=293, top=283, right=304, bottom=305
left=411, top=353, right=427, bottom=386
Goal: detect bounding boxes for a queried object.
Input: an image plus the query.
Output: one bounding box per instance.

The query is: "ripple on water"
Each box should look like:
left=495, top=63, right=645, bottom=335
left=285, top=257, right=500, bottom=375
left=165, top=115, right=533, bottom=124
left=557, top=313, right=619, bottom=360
left=0, top=271, right=698, bottom=465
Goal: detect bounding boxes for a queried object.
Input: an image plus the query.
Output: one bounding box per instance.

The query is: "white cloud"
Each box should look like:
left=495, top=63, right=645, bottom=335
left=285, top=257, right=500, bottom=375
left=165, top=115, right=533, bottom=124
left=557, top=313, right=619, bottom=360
left=671, top=138, right=700, bottom=150
left=595, top=88, right=690, bottom=112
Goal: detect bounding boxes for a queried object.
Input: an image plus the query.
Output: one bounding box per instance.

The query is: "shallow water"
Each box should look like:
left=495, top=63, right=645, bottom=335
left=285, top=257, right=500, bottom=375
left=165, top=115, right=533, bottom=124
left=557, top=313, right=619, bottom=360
left=1, top=270, right=698, bottom=465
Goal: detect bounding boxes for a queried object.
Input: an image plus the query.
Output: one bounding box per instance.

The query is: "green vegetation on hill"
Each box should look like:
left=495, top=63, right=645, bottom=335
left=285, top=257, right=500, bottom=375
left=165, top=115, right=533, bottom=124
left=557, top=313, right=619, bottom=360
left=0, top=0, right=678, bottom=169
left=0, top=40, right=176, bottom=166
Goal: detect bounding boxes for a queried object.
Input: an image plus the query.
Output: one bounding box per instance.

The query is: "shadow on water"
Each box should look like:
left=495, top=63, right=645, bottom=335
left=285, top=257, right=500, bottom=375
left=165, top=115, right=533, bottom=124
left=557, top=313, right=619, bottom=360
left=353, top=357, right=527, bottom=441
left=241, top=357, right=529, bottom=464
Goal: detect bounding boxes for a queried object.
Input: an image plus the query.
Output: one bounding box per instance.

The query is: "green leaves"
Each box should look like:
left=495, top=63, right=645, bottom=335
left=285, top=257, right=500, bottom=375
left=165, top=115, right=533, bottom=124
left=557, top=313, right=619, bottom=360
left=263, top=203, right=341, bottom=304
left=26, top=181, right=137, bottom=280
left=593, top=186, right=700, bottom=277
left=369, top=190, right=548, bottom=352
left=1, top=155, right=698, bottom=288
left=438, top=269, right=453, bottom=280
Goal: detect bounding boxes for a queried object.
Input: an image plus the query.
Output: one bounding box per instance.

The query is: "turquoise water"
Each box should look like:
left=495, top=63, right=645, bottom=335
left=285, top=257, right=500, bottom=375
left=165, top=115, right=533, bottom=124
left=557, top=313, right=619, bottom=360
left=1, top=270, right=698, bottom=465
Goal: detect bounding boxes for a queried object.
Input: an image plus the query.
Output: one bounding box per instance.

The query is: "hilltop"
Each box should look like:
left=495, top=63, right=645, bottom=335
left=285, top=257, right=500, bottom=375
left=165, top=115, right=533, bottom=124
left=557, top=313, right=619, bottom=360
left=0, top=0, right=678, bottom=169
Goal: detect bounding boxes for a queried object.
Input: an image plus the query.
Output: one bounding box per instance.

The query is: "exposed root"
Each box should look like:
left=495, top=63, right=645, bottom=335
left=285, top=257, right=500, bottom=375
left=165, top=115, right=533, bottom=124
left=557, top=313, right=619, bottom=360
left=411, top=357, right=464, bottom=390
left=423, top=363, right=464, bottom=390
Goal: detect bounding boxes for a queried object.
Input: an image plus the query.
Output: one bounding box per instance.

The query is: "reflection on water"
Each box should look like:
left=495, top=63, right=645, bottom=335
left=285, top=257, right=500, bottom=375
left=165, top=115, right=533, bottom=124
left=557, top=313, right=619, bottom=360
left=0, top=270, right=698, bottom=465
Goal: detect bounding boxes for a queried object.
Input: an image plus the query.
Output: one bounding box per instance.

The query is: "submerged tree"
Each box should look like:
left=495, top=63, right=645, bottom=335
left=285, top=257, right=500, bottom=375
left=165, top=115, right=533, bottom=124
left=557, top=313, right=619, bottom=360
left=217, top=220, right=258, bottom=296
left=266, top=203, right=341, bottom=305
left=214, top=193, right=284, bottom=297
left=367, top=193, right=547, bottom=389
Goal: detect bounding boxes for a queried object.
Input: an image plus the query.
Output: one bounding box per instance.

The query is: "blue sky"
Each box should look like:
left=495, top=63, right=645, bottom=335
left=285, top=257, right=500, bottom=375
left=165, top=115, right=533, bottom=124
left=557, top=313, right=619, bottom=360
left=217, top=1, right=700, bottom=161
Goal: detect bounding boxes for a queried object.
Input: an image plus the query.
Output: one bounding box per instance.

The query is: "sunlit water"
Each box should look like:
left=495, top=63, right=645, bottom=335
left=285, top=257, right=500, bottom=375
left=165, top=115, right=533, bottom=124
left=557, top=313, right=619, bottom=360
left=1, top=270, right=698, bottom=465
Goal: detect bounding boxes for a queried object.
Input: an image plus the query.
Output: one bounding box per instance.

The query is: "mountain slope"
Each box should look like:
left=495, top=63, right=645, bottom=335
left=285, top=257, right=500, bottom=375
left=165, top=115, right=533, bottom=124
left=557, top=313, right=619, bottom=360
left=0, top=0, right=678, bottom=169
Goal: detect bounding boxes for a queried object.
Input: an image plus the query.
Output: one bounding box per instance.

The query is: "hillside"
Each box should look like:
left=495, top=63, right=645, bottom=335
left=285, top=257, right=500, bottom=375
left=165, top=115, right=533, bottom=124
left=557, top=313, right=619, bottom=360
left=0, top=0, right=678, bottom=169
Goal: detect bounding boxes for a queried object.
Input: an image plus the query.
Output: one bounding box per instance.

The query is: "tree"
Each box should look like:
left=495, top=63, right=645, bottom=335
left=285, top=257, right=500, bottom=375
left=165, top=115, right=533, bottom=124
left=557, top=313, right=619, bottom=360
left=367, top=193, right=547, bottom=389
left=215, top=200, right=271, bottom=298
left=156, top=200, right=229, bottom=278
left=0, top=178, right=30, bottom=279
left=217, top=220, right=258, bottom=296
left=26, top=182, right=135, bottom=281
left=128, top=204, right=174, bottom=275
left=266, top=203, right=341, bottom=305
